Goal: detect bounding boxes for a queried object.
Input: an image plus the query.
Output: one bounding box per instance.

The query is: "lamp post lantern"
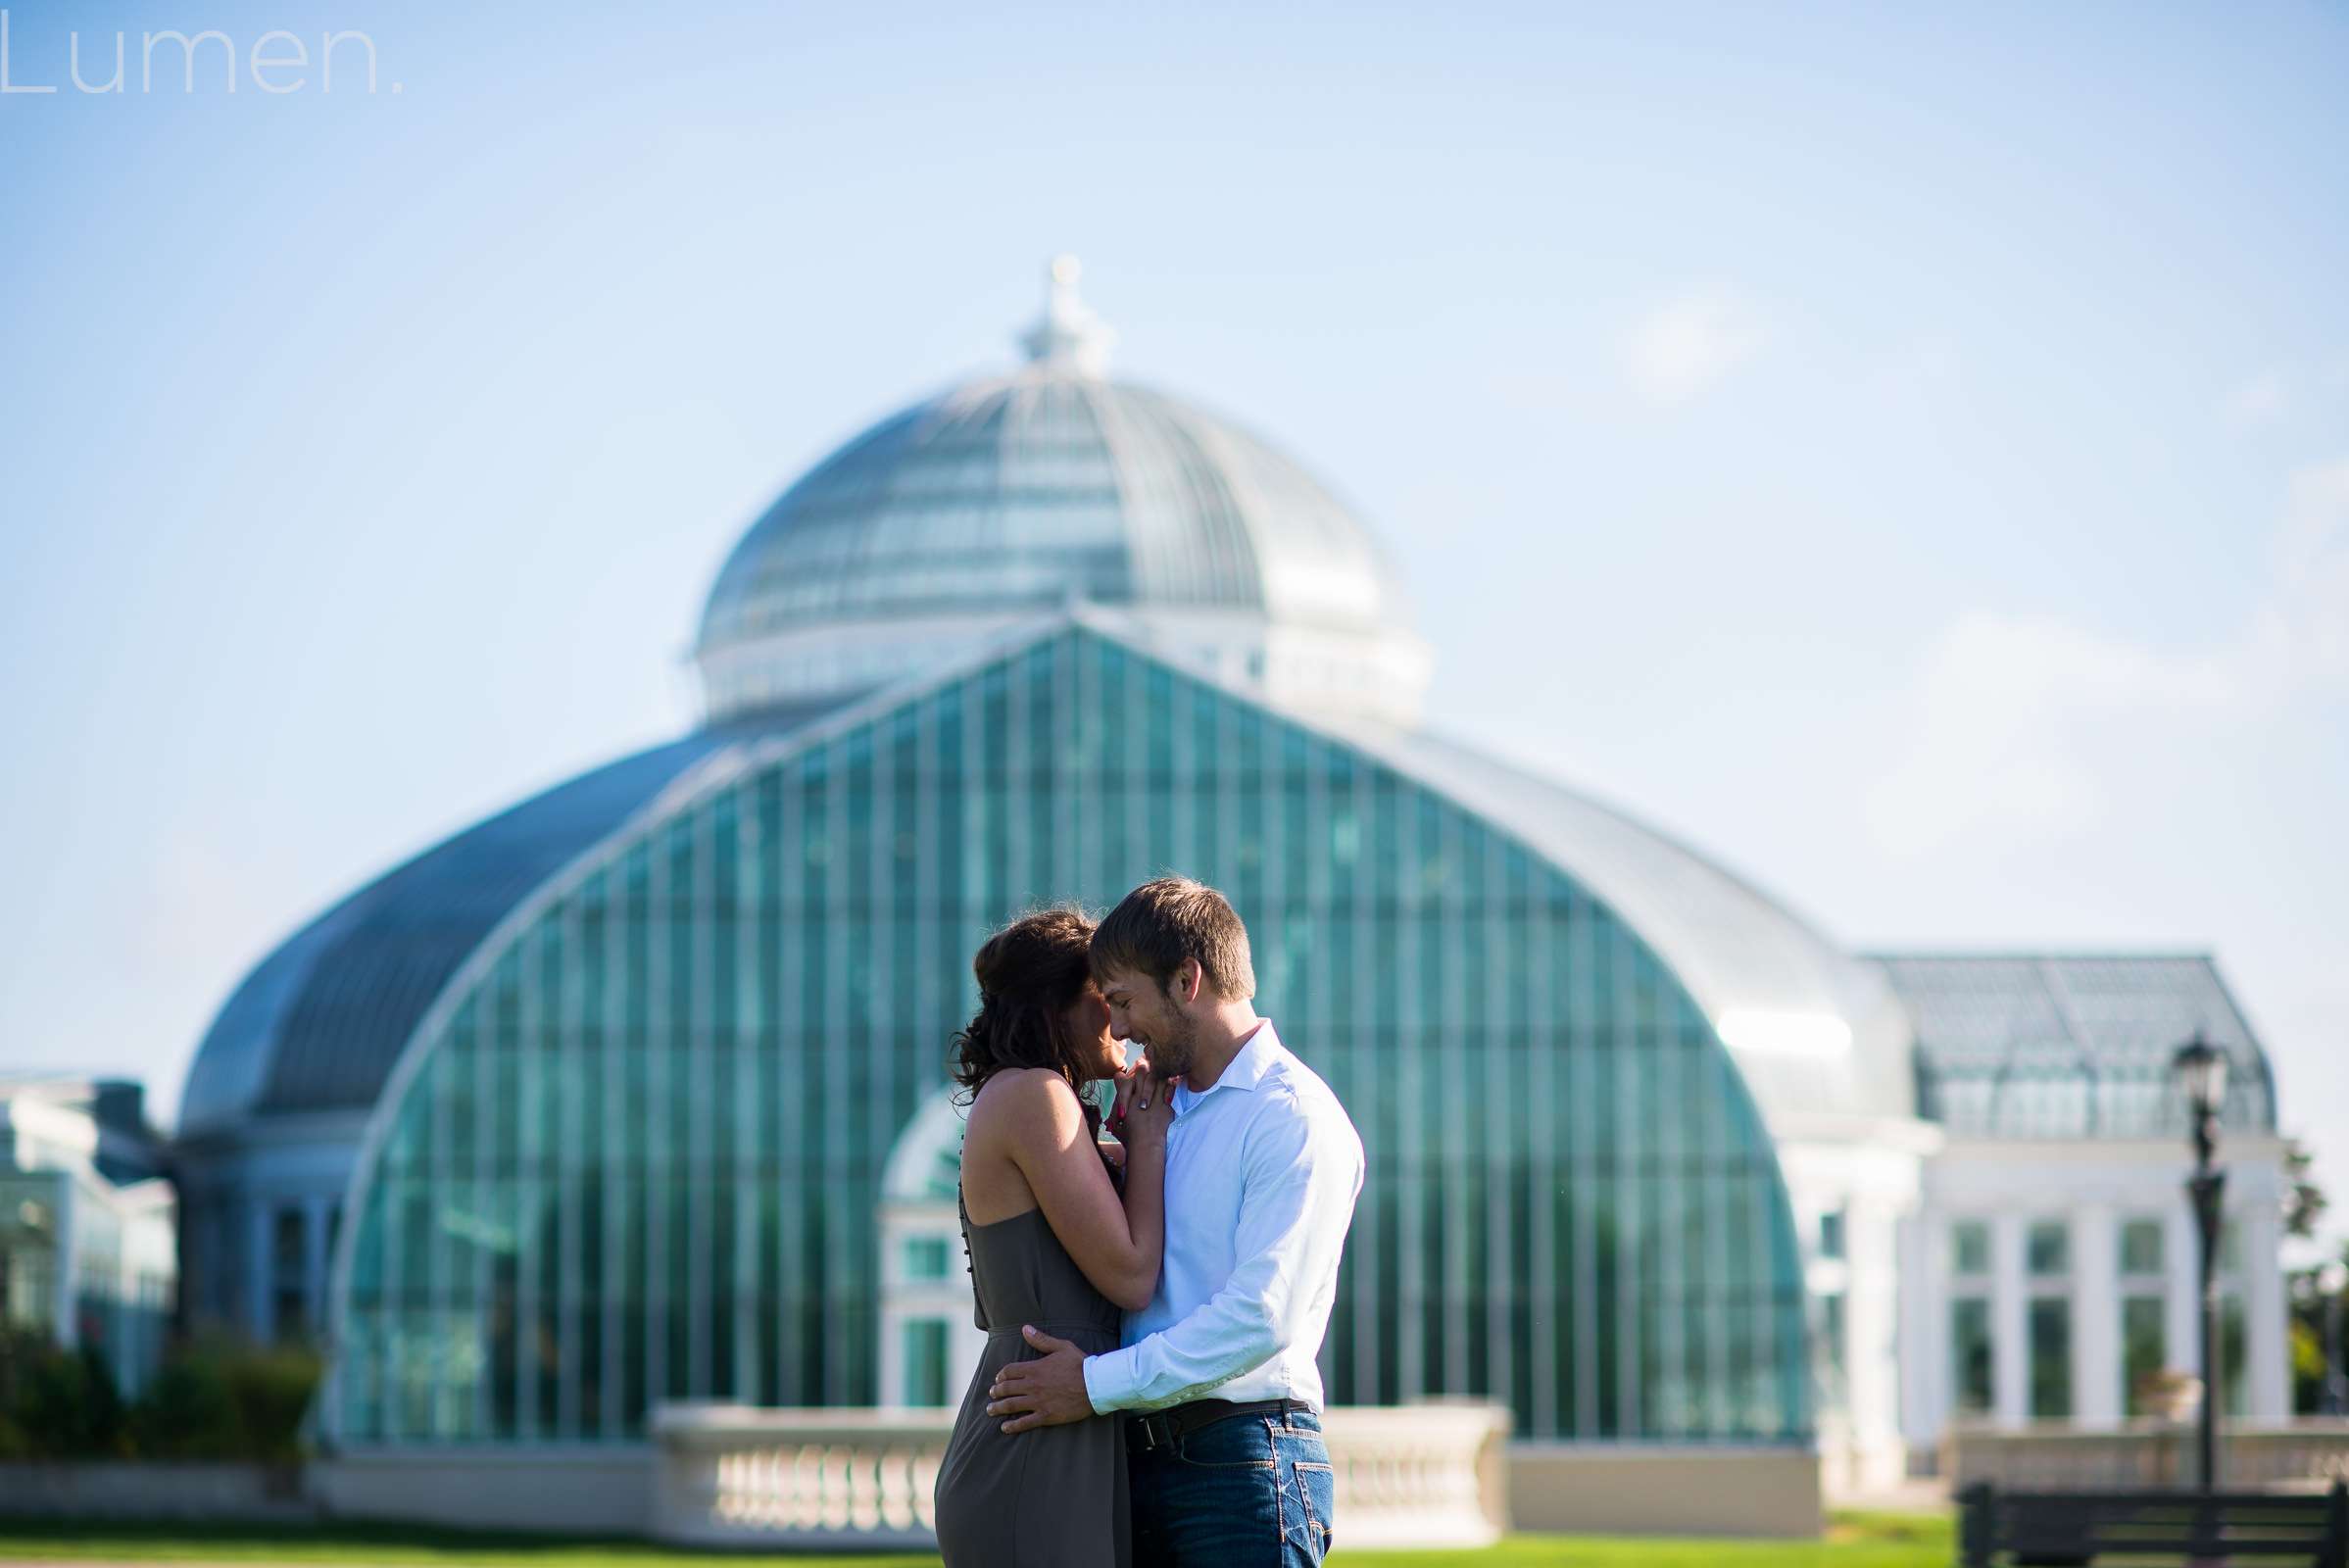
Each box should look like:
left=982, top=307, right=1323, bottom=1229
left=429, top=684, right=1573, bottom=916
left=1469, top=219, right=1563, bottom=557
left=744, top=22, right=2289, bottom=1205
left=2173, top=1034, right=2228, bottom=1493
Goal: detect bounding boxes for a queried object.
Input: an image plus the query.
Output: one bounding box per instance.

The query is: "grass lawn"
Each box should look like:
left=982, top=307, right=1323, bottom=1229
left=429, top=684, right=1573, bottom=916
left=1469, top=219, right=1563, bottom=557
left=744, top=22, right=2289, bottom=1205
left=1332, top=1512, right=1953, bottom=1566
left=0, top=1510, right=1952, bottom=1567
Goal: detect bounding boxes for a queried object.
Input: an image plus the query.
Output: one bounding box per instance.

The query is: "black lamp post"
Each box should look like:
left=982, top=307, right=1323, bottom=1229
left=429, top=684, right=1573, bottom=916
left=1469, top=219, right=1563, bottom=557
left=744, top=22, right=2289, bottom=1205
left=2322, top=1259, right=2348, bottom=1420
left=2173, top=1034, right=2228, bottom=1494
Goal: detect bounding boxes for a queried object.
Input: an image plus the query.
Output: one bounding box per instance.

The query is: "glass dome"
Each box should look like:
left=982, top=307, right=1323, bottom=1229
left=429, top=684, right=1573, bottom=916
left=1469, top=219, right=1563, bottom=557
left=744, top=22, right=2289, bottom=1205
left=696, top=261, right=1431, bottom=727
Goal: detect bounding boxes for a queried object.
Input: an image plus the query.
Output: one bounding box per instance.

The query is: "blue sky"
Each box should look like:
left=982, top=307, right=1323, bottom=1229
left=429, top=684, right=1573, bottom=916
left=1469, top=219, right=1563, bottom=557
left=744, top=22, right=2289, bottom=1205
left=3, top=0, right=2344, bottom=1246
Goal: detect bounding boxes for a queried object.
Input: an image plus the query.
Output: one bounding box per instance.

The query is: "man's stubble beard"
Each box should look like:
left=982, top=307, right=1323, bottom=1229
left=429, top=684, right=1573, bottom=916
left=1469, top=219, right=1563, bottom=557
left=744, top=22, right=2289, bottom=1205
left=1146, top=996, right=1201, bottom=1085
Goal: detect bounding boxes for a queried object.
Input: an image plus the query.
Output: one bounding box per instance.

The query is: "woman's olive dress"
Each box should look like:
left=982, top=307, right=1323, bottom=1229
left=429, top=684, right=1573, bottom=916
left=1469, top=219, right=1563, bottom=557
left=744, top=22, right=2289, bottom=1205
left=932, top=1201, right=1131, bottom=1567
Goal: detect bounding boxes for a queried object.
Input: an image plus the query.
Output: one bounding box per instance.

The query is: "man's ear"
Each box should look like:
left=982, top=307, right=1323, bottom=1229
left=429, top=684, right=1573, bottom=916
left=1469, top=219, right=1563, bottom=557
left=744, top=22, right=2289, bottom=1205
left=1181, top=957, right=1206, bottom=1006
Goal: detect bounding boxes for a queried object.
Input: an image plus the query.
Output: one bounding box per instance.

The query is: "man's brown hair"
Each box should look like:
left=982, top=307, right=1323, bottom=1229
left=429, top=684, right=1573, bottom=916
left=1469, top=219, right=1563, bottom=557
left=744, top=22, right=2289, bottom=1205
left=1090, top=877, right=1256, bottom=1001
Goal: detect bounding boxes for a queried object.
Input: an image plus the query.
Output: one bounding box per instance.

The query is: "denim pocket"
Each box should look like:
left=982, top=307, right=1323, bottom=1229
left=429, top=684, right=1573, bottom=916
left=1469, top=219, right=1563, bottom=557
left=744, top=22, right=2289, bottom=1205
left=1291, top=1457, right=1335, bottom=1552
left=1176, top=1413, right=1278, bottom=1471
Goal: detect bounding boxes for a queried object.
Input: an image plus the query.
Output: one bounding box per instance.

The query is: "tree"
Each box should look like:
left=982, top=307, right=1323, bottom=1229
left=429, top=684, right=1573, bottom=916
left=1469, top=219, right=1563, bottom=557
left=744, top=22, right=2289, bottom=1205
left=2284, top=1138, right=2327, bottom=1240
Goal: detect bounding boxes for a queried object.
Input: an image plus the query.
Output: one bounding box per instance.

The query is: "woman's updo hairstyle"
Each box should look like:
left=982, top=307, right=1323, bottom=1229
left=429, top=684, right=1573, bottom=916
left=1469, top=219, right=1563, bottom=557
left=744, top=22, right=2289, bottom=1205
left=950, top=907, right=1103, bottom=1121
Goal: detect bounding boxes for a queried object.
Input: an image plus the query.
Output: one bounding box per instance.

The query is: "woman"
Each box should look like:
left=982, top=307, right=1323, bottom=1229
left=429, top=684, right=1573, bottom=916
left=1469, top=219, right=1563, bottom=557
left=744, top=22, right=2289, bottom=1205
left=933, top=908, right=1172, bottom=1568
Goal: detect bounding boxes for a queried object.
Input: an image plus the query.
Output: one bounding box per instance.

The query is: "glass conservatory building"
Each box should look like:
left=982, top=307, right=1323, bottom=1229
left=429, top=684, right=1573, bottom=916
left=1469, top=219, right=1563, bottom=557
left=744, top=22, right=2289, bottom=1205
left=171, top=266, right=2285, bottom=1488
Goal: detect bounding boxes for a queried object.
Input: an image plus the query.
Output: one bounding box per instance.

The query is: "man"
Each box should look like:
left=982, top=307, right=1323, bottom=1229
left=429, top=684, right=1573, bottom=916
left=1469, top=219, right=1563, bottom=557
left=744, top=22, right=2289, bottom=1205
left=986, top=877, right=1365, bottom=1568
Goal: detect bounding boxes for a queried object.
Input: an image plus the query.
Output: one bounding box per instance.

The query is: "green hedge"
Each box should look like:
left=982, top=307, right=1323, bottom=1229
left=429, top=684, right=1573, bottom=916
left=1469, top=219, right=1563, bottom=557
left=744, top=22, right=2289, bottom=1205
left=0, top=1331, right=318, bottom=1461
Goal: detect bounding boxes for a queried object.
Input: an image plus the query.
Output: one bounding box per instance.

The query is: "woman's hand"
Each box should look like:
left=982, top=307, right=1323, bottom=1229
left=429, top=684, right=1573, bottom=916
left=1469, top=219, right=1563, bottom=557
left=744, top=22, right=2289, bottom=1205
left=1111, top=1057, right=1173, bottom=1152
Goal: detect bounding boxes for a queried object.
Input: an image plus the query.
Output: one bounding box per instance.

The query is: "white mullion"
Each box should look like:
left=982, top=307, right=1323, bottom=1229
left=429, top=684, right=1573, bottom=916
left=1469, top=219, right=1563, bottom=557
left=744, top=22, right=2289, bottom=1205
left=1705, top=998, right=1735, bottom=1437
left=1527, top=870, right=1558, bottom=1438
left=1614, top=929, right=1643, bottom=1438
left=688, top=805, right=715, bottom=1398
left=471, top=985, right=496, bottom=1440
left=1569, top=899, right=1600, bottom=1438
left=1395, top=778, right=1424, bottom=1400
left=514, top=923, right=546, bottom=1442
left=733, top=780, right=761, bottom=1403
left=822, top=742, right=851, bottom=1403
left=1006, top=650, right=1030, bottom=906
left=644, top=828, right=671, bottom=1415
left=600, top=867, right=625, bottom=1440
left=867, top=720, right=897, bottom=1406
left=1483, top=828, right=1512, bottom=1417
left=1122, top=649, right=1145, bottom=884
left=1169, top=660, right=1196, bottom=877
left=915, top=695, right=941, bottom=1097
left=1654, top=957, right=1686, bottom=1438
left=1075, top=633, right=1102, bottom=906
left=776, top=762, right=807, bottom=1406
left=557, top=901, right=585, bottom=1440
left=1347, top=759, right=1380, bottom=1404
left=1442, top=809, right=1470, bottom=1396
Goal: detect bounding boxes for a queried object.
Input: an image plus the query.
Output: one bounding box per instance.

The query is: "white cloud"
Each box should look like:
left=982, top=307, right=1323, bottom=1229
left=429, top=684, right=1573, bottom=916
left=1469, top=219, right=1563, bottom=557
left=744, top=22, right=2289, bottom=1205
left=1614, top=289, right=1772, bottom=402
left=2256, top=457, right=2349, bottom=681
left=1853, top=458, right=2349, bottom=861
left=1853, top=614, right=2229, bottom=859
left=2221, top=369, right=2290, bottom=428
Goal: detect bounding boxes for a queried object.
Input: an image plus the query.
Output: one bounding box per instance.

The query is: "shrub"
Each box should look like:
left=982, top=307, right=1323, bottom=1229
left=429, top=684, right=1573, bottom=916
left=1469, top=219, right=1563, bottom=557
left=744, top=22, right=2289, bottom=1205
left=0, top=1330, right=319, bottom=1461
left=0, top=1330, right=128, bottom=1457
left=130, top=1339, right=321, bottom=1461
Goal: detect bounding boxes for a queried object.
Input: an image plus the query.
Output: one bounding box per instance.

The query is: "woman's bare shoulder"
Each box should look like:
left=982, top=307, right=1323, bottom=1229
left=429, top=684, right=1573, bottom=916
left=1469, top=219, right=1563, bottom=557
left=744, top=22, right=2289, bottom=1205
left=966, top=1069, right=1083, bottom=1137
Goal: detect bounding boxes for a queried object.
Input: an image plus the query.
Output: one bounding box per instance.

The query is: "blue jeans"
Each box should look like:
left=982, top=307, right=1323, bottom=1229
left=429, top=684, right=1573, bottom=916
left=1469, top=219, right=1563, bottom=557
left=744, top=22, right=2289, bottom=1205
left=1129, top=1405, right=1334, bottom=1568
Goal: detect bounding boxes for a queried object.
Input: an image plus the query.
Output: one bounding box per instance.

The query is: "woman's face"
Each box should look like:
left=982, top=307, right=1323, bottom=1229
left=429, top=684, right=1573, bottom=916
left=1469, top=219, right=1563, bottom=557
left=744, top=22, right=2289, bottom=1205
left=1062, top=985, right=1127, bottom=1081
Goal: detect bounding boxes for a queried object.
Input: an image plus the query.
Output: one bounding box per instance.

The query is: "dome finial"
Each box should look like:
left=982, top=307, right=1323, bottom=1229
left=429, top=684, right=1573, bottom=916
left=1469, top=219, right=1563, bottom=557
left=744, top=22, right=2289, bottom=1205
left=1020, top=255, right=1116, bottom=376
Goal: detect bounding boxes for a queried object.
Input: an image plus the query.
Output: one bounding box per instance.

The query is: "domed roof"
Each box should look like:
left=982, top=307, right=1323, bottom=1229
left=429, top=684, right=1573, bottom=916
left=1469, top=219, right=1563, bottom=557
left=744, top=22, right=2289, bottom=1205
left=176, top=708, right=843, bottom=1136
left=696, top=260, right=1430, bottom=727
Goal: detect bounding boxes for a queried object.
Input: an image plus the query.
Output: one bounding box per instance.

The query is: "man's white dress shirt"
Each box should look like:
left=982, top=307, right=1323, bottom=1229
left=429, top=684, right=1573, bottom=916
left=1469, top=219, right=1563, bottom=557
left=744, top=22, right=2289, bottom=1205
left=1081, top=1020, right=1364, bottom=1414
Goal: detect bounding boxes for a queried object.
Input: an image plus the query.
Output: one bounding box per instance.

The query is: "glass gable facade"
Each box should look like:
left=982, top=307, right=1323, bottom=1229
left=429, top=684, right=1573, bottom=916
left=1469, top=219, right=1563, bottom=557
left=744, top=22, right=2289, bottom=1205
left=329, top=623, right=1806, bottom=1446
left=1882, top=955, right=2276, bottom=1141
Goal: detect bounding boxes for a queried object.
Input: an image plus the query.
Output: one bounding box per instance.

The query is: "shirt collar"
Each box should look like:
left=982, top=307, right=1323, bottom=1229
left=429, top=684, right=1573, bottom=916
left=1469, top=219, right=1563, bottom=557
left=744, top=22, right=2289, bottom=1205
left=1175, top=1019, right=1280, bottom=1110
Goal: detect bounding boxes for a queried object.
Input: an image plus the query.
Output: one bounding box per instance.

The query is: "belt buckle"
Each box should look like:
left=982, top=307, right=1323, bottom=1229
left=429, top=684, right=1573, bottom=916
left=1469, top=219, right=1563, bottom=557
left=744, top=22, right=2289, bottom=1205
left=1138, top=1411, right=1175, bottom=1452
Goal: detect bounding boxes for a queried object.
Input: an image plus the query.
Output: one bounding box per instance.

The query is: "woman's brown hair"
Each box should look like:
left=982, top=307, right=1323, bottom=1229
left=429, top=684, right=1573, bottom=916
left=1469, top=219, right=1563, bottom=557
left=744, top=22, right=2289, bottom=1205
left=950, top=908, right=1106, bottom=1146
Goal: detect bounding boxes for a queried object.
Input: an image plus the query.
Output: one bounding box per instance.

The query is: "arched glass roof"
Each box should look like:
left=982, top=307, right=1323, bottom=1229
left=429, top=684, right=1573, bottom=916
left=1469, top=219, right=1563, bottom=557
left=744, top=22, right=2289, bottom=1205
left=1873, top=954, right=2275, bottom=1141
left=177, top=706, right=844, bottom=1136
left=1348, top=725, right=1920, bottom=1136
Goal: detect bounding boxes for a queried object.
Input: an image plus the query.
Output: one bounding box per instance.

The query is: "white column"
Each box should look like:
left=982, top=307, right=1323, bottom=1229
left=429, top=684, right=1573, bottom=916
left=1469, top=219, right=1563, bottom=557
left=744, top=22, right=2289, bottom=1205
left=2240, top=1196, right=2287, bottom=1422
left=2073, top=1204, right=2121, bottom=1430
left=50, top=1175, right=78, bottom=1348
left=876, top=1217, right=906, bottom=1406
left=2166, top=1202, right=2200, bottom=1387
left=1898, top=1208, right=1938, bottom=1449
left=1993, top=1211, right=2029, bottom=1429
left=1846, top=1191, right=1901, bottom=1481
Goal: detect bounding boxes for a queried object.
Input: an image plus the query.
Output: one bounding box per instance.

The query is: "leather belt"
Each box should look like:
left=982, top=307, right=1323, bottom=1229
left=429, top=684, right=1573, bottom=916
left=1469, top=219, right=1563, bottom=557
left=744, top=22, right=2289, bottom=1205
left=1125, top=1396, right=1313, bottom=1454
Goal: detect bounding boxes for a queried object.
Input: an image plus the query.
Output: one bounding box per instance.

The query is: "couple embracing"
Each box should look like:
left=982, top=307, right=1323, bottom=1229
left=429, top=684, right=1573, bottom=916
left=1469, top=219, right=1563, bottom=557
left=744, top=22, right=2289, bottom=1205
left=932, top=878, right=1365, bottom=1568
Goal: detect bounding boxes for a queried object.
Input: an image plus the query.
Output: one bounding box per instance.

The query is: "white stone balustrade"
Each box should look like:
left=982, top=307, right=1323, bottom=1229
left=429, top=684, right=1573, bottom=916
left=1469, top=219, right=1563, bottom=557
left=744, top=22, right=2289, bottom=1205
left=651, top=1401, right=1511, bottom=1552
left=1321, top=1403, right=1511, bottom=1548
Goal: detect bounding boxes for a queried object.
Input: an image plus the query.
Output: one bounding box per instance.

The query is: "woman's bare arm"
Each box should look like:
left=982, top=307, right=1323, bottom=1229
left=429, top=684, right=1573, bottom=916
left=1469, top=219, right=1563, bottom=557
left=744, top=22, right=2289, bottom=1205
left=963, top=1068, right=1168, bottom=1311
